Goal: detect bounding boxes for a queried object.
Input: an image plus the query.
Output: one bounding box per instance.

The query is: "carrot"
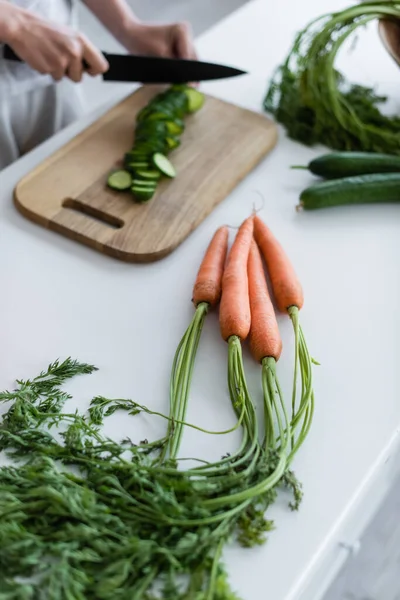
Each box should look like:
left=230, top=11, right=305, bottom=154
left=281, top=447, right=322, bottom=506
left=248, top=241, right=282, bottom=362
left=253, top=216, right=304, bottom=313
left=219, top=216, right=254, bottom=342
left=192, top=226, right=229, bottom=308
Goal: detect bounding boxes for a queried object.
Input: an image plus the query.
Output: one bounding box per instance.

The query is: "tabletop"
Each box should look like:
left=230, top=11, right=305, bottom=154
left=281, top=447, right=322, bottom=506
left=1, top=1, right=400, bottom=599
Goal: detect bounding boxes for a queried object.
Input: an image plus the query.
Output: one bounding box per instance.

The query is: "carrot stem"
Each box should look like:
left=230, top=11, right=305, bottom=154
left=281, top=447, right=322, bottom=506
left=287, top=307, right=316, bottom=463
left=289, top=306, right=300, bottom=449
left=162, top=302, right=209, bottom=461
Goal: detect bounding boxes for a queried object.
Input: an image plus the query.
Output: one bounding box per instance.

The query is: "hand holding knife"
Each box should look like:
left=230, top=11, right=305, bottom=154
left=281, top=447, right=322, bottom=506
left=3, top=44, right=247, bottom=84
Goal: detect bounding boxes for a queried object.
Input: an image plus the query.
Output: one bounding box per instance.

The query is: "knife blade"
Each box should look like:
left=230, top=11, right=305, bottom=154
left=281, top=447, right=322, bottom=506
left=2, top=45, right=247, bottom=83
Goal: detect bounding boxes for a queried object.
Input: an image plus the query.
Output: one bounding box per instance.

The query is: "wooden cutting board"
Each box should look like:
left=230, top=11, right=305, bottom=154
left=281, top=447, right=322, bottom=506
left=14, top=86, right=278, bottom=262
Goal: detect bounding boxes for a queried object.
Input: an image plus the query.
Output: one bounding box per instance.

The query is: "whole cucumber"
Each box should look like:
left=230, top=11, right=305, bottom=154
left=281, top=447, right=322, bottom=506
left=298, top=152, right=400, bottom=179
left=299, top=173, right=400, bottom=210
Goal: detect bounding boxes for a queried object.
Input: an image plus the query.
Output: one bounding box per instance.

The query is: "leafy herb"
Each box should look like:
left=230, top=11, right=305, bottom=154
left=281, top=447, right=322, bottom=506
left=0, top=345, right=311, bottom=598
left=264, top=1, right=400, bottom=154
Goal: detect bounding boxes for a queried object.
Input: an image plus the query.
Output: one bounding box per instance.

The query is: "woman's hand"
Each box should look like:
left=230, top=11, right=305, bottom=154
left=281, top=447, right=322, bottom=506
left=124, top=21, right=197, bottom=60
left=0, top=2, right=108, bottom=82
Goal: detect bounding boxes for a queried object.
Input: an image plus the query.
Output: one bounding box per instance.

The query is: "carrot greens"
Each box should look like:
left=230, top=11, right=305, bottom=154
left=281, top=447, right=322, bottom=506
left=264, top=1, right=400, bottom=154
left=0, top=221, right=317, bottom=599
left=0, top=352, right=304, bottom=599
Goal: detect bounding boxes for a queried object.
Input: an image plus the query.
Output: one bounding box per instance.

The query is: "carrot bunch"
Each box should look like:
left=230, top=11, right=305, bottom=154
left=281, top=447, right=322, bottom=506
left=214, top=213, right=316, bottom=503
left=167, top=212, right=315, bottom=482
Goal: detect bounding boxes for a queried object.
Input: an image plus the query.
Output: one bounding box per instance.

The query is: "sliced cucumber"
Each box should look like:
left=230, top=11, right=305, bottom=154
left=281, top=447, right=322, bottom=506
left=152, top=153, right=176, bottom=178
left=107, top=170, right=132, bottom=191
left=184, top=88, right=205, bottom=113
left=165, top=119, right=184, bottom=135
left=132, top=179, right=157, bottom=188
left=136, top=121, right=168, bottom=136
left=131, top=186, right=156, bottom=202
left=165, top=136, right=180, bottom=150
left=126, top=161, right=150, bottom=169
left=136, top=169, right=161, bottom=180
left=146, top=111, right=176, bottom=122
left=134, top=139, right=167, bottom=152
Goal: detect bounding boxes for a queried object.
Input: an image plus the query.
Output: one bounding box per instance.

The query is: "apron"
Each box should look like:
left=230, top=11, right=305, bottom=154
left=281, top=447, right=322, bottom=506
left=0, top=0, right=84, bottom=169
left=0, top=0, right=77, bottom=99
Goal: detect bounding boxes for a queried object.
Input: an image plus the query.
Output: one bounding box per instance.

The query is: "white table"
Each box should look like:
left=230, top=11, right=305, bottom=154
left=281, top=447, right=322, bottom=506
left=1, top=1, right=400, bottom=598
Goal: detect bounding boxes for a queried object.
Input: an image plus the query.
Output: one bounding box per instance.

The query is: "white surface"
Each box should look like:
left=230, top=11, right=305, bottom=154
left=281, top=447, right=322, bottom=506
left=1, top=1, right=400, bottom=599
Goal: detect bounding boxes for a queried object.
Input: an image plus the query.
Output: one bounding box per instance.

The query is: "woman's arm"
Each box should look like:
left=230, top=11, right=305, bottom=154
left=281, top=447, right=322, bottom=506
left=81, top=0, right=140, bottom=48
left=82, top=0, right=197, bottom=59
left=0, top=1, right=107, bottom=80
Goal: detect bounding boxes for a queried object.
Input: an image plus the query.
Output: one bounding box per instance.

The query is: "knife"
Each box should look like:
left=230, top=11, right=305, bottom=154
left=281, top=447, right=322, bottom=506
left=2, top=44, right=247, bottom=83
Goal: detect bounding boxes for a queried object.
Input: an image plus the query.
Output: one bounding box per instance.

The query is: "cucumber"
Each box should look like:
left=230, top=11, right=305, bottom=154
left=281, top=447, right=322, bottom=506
left=165, top=136, right=180, bottom=150
left=152, top=153, right=176, bottom=178
left=132, top=179, right=157, bottom=189
left=107, top=170, right=132, bottom=191
left=299, top=173, right=400, bottom=210
left=184, top=88, right=205, bottom=113
left=295, top=152, right=400, bottom=180
left=136, top=170, right=161, bottom=180
left=136, top=121, right=168, bottom=136
left=108, top=85, right=204, bottom=202
left=146, top=111, right=176, bottom=122
left=131, top=186, right=156, bottom=202
left=126, top=164, right=150, bottom=174
left=126, top=161, right=150, bottom=168
left=134, top=140, right=167, bottom=154
left=165, top=119, right=184, bottom=135
left=125, top=151, right=148, bottom=162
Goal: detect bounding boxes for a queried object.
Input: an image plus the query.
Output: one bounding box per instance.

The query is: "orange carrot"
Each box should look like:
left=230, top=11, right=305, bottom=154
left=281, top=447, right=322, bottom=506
left=253, top=216, right=304, bottom=313
left=219, top=216, right=254, bottom=341
left=192, top=226, right=229, bottom=308
left=248, top=241, right=282, bottom=362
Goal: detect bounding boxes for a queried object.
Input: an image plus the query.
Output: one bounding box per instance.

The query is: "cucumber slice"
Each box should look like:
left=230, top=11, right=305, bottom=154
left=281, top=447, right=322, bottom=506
left=124, top=152, right=149, bottom=166
left=171, top=84, right=189, bottom=92
left=136, top=121, right=168, bottom=136
left=132, top=179, right=157, bottom=189
left=165, top=119, right=184, bottom=135
left=134, top=138, right=167, bottom=151
left=107, top=170, right=132, bottom=190
left=126, top=161, right=150, bottom=169
left=136, top=169, right=161, bottom=180
left=131, top=186, right=156, bottom=202
left=184, top=88, right=205, bottom=113
left=165, top=136, right=180, bottom=150
left=152, top=153, right=176, bottom=178
left=146, top=111, right=176, bottom=122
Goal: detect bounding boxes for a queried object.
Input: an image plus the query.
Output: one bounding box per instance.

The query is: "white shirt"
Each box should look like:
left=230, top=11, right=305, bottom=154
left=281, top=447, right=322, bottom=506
left=0, top=0, right=77, bottom=99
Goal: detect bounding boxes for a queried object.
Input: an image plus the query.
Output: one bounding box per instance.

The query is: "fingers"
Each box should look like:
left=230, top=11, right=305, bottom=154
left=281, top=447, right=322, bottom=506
left=172, top=22, right=198, bottom=86
left=173, top=22, right=197, bottom=60
left=80, top=34, right=109, bottom=77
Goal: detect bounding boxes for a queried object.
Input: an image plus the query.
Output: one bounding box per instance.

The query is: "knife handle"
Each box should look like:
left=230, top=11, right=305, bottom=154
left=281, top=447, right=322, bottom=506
left=3, top=44, right=91, bottom=70
left=3, top=45, right=21, bottom=62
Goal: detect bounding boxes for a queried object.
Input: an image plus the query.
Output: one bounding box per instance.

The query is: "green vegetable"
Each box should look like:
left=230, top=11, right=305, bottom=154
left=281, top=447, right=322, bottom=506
left=293, top=151, right=400, bottom=179
left=153, top=153, right=176, bottom=178
left=185, top=87, right=206, bottom=113
left=131, top=186, right=156, bottom=202
left=0, top=332, right=313, bottom=600
left=299, top=173, right=400, bottom=210
left=264, top=1, right=400, bottom=155
left=165, top=136, right=181, bottom=150
left=108, top=85, right=205, bottom=203
left=107, top=170, right=132, bottom=191
left=136, top=169, right=161, bottom=180
left=165, top=119, right=185, bottom=135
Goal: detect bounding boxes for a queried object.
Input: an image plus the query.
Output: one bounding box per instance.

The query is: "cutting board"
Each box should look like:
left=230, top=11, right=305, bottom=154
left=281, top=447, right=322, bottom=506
left=14, top=86, right=278, bottom=262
